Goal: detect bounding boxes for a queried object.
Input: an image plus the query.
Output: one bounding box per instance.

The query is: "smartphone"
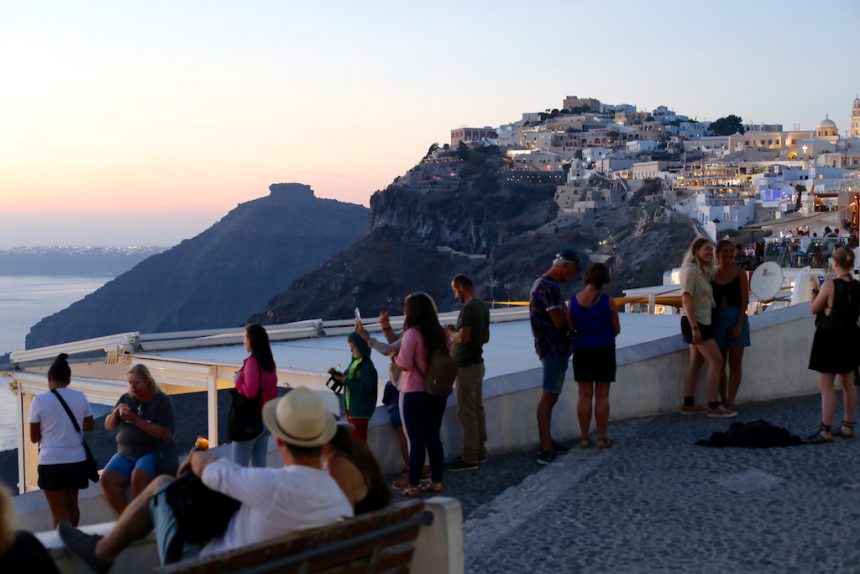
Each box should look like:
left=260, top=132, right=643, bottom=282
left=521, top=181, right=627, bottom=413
left=818, top=276, right=826, bottom=286
left=354, top=308, right=361, bottom=320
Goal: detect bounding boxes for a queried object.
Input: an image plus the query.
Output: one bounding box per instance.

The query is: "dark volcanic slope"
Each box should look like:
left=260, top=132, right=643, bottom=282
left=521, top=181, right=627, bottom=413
left=255, top=147, right=695, bottom=323
left=26, top=184, right=369, bottom=348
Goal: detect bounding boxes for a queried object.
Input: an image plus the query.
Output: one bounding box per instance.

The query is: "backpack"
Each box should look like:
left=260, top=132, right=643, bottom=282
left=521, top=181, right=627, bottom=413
left=422, top=346, right=459, bottom=397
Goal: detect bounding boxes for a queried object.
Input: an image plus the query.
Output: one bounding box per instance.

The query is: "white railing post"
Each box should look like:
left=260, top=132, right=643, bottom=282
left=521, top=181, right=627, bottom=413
left=208, top=366, right=219, bottom=447
left=16, top=383, right=25, bottom=494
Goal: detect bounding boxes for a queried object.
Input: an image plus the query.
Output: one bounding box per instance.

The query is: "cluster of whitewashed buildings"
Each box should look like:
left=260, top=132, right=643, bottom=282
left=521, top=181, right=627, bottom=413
left=448, top=96, right=860, bottom=240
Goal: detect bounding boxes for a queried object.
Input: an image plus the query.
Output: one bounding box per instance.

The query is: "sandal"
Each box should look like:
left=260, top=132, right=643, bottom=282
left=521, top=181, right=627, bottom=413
left=579, top=436, right=593, bottom=449
left=833, top=421, right=855, bottom=439
left=805, top=423, right=833, bottom=444
left=391, top=475, right=408, bottom=490
left=420, top=481, right=444, bottom=494
left=597, top=437, right=614, bottom=449
left=401, top=485, right=421, bottom=498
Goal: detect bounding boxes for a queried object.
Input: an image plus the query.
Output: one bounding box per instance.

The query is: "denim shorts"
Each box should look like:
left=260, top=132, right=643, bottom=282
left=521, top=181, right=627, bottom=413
left=711, top=307, right=751, bottom=349
left=151, top=482, right=202, bottom=565
left=541, top=355, right=570, bottom=394
left=104, top=451, right=157, bottom=478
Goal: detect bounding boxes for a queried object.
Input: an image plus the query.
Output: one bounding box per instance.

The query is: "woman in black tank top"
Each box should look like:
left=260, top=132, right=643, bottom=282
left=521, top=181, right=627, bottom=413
left=323, top=426, right=391, bottom=514
left=712, top=240, right=751, bottom=411
left=806, top=247, right=860, bottom=443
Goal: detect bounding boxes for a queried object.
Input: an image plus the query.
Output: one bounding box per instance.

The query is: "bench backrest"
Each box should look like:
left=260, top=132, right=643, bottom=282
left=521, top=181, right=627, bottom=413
left=157, top=501, right=432, bottom=574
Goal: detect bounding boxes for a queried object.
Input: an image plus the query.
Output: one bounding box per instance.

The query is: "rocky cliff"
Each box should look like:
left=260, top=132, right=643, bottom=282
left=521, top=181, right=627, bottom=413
left=26, top=184, right=369, bottom=348
left=255, top=147, right=695, bottom=324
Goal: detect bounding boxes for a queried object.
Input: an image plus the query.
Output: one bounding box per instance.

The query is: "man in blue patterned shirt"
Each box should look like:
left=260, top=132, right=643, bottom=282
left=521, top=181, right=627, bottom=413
left=530, top=249, right=580, bottom=465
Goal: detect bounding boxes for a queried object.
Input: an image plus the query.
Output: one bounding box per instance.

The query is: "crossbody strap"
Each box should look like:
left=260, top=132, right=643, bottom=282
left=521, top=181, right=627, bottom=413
left=51, top=389, right=83, bottom=439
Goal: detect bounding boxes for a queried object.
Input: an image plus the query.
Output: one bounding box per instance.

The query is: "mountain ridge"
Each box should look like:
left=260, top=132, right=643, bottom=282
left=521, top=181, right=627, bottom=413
left=26, top=183, right=369, bottom=348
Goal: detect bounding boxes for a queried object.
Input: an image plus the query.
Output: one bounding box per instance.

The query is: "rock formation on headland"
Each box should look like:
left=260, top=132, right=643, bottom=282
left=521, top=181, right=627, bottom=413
left=25, top=184, right=369, bottom=348
left=254, top=146, right=695, bottom=324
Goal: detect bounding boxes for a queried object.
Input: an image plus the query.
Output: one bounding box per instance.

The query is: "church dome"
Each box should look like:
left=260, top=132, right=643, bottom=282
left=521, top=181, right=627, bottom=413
left=819, top=117, right=837, bottom=130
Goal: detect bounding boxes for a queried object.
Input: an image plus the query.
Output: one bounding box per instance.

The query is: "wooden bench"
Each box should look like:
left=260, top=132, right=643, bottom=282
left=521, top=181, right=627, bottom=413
left=156, top=501, right=434, bottom=574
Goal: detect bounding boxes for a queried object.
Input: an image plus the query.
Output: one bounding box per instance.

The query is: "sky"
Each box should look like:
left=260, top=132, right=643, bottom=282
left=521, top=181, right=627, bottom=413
left=1, top=0, right=858, bottom=248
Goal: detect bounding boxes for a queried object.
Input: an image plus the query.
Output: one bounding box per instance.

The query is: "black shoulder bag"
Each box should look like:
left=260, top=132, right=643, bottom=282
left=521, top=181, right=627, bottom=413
left=228, top=362, right=264, bottom=442
left=162, top=471, right=241, bottom=550
left=51, top=389, right=100, bottom=483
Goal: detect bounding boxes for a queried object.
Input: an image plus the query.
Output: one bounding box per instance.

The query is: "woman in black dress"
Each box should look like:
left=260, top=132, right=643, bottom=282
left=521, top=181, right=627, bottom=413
left=806, top=247, right=860, bottom=443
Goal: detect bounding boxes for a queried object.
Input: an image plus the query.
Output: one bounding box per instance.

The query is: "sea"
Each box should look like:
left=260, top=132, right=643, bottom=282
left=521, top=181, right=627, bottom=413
left=0, top=275, right=109, bottom=450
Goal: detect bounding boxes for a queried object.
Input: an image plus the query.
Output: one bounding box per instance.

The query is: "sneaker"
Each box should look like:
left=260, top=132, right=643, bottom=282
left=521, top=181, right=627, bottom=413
left=58, top=522, right=112, bottom=574
left=446, top=458, right=479, bottom=472
left=551, top=439, right=571, bottom=453
left=680, top=405, right=707, bottom=415
left=536, top=449, right=557, bottom=465
left=707, top=406, right=738, bottom=419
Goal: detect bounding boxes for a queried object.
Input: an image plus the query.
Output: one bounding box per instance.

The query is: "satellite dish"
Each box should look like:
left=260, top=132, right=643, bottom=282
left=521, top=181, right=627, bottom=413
left=750, top=262, right=784, bottom=301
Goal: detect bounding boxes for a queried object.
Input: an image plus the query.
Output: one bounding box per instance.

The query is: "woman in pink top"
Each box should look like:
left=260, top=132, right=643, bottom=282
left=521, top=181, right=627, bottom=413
left=232, top=323, right=279, bottom=467
left=392, top=292, right=449, bottom=497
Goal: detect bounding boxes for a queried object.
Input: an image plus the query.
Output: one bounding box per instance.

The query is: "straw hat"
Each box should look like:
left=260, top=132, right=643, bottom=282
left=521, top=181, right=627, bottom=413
left=263, top=386, right=336, bottom=447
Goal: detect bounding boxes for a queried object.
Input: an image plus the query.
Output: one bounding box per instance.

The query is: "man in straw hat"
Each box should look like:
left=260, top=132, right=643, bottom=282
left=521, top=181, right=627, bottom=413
left=59, top=387, right=353, bottom=572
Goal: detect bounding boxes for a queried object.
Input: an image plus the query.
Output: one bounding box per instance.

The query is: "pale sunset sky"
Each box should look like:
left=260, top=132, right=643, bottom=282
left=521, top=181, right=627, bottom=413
left=1, top=0, right=858, bottom=247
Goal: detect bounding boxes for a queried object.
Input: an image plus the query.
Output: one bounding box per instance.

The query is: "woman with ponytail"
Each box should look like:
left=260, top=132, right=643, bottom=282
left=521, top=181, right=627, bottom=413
left=28, top=353, right=94, bottom=527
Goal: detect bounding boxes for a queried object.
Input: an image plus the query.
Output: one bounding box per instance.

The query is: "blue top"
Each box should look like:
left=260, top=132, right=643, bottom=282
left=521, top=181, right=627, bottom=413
left=569, top=293, right=615, bottom=349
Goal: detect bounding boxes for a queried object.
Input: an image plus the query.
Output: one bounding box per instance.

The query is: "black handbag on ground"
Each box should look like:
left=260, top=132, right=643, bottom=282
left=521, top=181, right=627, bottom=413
left=51, top=389, right=99, bottom=483
left=228, top=362, right=264, bottom=442
left=163, top=472, right=241, bottom=546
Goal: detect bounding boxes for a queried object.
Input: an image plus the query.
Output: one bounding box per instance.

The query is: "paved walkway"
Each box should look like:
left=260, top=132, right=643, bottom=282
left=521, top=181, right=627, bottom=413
left=426, top=392, right=860, bottom=573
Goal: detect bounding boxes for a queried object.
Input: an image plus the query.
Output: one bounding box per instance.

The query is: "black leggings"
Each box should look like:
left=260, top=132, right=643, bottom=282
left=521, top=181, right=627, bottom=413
left=402, top=391, right=447, bottom=486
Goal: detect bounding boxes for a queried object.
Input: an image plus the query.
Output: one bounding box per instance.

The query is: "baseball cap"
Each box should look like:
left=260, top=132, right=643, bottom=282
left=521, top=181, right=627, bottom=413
left=554, top=249, right=581, bottom=268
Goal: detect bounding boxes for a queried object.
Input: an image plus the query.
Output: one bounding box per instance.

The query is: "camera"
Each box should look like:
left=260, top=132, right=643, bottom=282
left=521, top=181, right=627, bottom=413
left=326, top=368, right=343, bottom=395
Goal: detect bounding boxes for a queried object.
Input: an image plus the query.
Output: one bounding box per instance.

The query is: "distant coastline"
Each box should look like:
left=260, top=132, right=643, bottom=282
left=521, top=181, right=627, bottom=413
left=0, top=246, right=164, bottom=277
left=0, top=275, right=110, bottom=357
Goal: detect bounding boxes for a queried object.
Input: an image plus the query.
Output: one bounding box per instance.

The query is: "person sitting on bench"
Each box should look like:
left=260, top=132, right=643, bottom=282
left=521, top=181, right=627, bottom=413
left=58, top=387, right=353, bottom=573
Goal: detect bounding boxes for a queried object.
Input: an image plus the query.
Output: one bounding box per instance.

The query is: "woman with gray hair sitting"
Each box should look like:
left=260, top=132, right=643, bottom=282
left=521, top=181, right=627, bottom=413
left=100, top=364, right=177, bottom=514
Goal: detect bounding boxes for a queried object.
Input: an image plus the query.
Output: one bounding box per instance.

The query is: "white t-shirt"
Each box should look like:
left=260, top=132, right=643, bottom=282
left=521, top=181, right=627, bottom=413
left=200, top=459, right=353, bottom=558
left=29, top=388, right=93, bottom=465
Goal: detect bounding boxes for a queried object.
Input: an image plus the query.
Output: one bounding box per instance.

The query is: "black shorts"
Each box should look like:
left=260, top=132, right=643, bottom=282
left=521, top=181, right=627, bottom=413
left=38, top=461, right=89, bottom=491
left=573, top=346, right=616, bottom=382
left=680, top=316, right=715, bottom=345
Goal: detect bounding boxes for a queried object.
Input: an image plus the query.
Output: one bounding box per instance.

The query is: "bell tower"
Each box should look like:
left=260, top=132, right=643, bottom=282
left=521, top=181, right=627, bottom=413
left=851, top=96, right=860, bottom=139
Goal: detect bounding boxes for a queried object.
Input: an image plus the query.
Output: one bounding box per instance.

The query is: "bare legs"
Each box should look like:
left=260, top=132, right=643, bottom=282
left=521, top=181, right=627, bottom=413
left=577, top=382, right=611, bottom=439
left=577, top=383, right=593, bottom=438
left=100, top=470, right=129, bottom=515
left=94, top=475, right=173, bottom=562
left=100, top=469, right=154, bottom=514
left=537, top=391, right=560, bottom=452
left=817, top=371, right=857, bottom=439
left=44, top=488, right=81, bottom=527
left=684, top=340, right=724, bottom=405
left=719, top=347, right=745, bottom=409
left=396, top=426, right=409, bottom=470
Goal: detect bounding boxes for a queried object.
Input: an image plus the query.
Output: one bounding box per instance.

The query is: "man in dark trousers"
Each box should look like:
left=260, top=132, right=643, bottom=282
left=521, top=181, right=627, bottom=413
left=530, top=249, right=580, bottom=465
left=446, top=274, right=491, bottom=472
